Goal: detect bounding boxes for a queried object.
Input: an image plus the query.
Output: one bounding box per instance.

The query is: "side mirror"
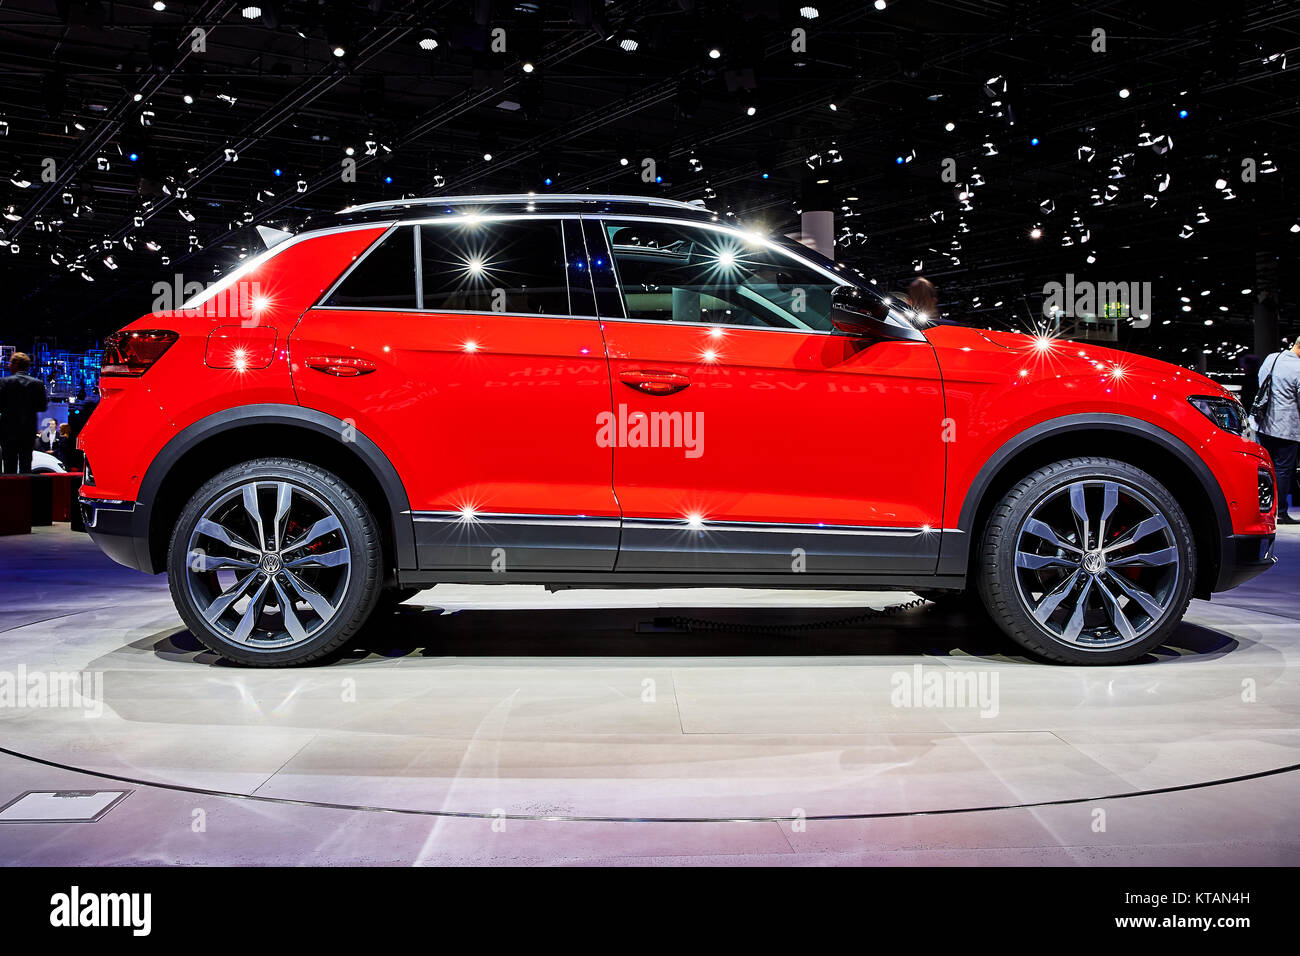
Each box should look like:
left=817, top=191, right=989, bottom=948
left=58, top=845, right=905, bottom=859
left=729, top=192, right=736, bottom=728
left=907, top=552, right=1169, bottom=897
left=830, top=286, right=927, bottom=342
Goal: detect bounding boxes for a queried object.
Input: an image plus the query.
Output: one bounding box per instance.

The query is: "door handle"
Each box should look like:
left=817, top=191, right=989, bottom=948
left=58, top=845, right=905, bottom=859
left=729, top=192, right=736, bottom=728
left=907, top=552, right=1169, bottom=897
left=304, top=355, right=377, bottom=377
left=618, top=369, right=691, bottom=396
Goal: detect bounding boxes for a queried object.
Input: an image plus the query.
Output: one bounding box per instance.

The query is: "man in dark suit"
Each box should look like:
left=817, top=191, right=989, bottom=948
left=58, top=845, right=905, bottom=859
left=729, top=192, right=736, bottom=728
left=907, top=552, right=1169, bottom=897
left=0, top=352, right=49, bottom=474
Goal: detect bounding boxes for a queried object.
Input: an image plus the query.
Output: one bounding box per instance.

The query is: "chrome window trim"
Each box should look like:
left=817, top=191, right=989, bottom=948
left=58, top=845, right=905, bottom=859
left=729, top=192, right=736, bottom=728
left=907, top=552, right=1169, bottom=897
left=310, top=306, right=601, bottom=320
left=313, top=215, right=580, bottom=314
left=294, top=212, right=922, bottom=339
left=412, top=222, right=424, bottom=308
left=591, top=214, right=923, bottom=338
left=593, top=214, right=845, bottom=335
left=596, top=314, right=838, bottom=337
left=593, top=214, right=853, bottom=289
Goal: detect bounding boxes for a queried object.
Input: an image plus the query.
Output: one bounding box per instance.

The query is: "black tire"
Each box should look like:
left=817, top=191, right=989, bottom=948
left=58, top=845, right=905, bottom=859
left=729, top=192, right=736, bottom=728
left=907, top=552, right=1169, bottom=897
left=914, top=588, right=981, bottom=609
left=167, top=457, right=383, bottom=666
left=977, top=457, right=1196, bottom=665
left=372, top=587, right=423, bottom=616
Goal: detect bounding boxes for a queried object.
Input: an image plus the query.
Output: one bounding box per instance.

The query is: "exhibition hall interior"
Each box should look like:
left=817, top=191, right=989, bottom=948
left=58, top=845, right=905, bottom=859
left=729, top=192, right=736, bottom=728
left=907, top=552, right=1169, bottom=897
left=0, top=0, right=1298, bottom=873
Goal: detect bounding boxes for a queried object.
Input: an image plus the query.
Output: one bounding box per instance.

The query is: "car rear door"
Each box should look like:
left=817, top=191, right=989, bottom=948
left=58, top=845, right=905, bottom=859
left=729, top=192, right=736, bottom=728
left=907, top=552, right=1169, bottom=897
left=291, top=216, right=619, bottom=572
left=586, top=216, right=946, bottom=577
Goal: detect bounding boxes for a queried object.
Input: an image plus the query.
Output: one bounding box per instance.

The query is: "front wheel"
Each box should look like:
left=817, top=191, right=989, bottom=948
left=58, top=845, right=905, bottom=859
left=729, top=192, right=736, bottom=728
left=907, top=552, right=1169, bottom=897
left=167, top=458, right=383, bottom=666
left=977, top=457, right=1196, bottom=665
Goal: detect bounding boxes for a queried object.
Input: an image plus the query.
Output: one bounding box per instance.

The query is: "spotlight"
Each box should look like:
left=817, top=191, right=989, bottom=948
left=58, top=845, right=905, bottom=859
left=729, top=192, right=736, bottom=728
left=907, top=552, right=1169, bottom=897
left=708, top=48, right=721, bottom=59
left=874, top=0, right=886, bottom=8
left=1118, top=87, right=1131, bottom=98
left=325, top=8, right=351, bottom=57
left=417, top=29, right=439, bottom=52
left=240, top=5, right=261, bottom=18
left=1178, top=109, right=1189, bottom=118
left=614, top=24, right=641, bottom=52
left=800, top=6, right=820, bottom=18
left=153, top=0, right=166, bottom=9
left=522, top=61, right=534, bottom=73
left=1030, top=136, right=1039, bottom=145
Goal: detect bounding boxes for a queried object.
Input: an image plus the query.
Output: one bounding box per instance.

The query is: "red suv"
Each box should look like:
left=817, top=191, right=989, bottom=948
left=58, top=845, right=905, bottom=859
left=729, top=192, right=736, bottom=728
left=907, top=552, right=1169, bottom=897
left=78, top=194, right=1278, bottom=666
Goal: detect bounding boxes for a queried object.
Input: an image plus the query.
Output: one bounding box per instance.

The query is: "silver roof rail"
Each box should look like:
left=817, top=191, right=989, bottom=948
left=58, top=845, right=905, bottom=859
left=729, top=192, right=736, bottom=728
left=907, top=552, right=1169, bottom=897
left=339, top=193, right=711, bottom=214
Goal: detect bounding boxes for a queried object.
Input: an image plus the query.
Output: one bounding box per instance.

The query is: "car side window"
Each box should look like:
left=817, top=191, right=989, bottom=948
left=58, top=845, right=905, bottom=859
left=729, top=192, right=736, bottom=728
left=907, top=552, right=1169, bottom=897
left=604, top=220, right=837, bottom=331
left=419, top=219, right=571, bottom=315
left=323, top=225, right=418, bottom=309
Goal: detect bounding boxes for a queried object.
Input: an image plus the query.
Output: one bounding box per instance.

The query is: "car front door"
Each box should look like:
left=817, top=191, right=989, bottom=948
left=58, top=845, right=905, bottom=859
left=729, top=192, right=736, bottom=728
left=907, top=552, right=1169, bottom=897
left=587, top=216, right=946, bottom=577
left=291, top=216, right=619, bottom=572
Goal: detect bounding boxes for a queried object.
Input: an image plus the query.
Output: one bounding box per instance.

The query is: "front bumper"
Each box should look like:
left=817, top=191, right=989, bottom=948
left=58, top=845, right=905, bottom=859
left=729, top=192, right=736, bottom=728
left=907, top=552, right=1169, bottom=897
left=80, top=496, right=155, bottom=573
left=1213, top=532, right=1277, bottom=592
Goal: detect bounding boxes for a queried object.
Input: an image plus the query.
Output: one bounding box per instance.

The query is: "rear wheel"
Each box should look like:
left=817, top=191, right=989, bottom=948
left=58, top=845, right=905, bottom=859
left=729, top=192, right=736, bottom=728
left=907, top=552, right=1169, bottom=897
left=977, top=457, right=1195, bottom=664
left=167, top=458, right=382, bottom=666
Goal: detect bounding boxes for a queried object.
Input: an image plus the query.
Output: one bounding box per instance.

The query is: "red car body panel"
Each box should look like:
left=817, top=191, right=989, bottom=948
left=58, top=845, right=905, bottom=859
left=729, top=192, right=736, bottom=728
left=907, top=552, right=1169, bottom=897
left=290, top=306, right=618, bottom=522
left=79, top=226, right=385, bottom=505
left=923, top=324, right=1274, bottom=538
left=600, top=320, right=945, bottom=529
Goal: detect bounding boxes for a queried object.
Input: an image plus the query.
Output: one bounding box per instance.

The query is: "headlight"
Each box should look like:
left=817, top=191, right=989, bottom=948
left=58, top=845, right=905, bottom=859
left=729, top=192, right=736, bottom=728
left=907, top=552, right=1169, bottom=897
left=1189, top=395, right=1245, bottom=435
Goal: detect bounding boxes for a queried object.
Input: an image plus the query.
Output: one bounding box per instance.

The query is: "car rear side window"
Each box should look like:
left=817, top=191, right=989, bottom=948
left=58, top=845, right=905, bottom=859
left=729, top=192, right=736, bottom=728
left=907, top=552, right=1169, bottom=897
left=323, top=225, right=418, bottom=309
left=419, top=219, right=570, bottom=315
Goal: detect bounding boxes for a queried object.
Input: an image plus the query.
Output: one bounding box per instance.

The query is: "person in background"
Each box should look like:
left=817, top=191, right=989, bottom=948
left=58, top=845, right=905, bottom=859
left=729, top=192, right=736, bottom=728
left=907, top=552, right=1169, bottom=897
left=908, top=277, right=939, bottom=322
left=38, top=417, right=58, bottom=451
left=53, top=423, right=81, bottom=471
left=1256, top=337, right=1300, bottom=524
left=0, top=352, right=49, bottom=474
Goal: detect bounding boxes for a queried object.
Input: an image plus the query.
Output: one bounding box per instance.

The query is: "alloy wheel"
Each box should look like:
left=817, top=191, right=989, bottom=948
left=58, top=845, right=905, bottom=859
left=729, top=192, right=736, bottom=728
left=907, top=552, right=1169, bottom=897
left=184, top=479, right=352, bottom=650
left=1013, top=479, right=1181, bottom=650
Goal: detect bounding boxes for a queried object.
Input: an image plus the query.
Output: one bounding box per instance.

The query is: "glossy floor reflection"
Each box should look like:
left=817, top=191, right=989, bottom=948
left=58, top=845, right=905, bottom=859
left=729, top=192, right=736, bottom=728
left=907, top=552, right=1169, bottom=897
left=0, top=524, right=1297, bottom=865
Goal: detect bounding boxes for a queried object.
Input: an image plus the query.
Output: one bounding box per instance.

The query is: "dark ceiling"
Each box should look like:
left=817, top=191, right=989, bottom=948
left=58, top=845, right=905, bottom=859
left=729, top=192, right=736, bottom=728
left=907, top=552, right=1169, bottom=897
left=1, top=0, right=1298, bottom=377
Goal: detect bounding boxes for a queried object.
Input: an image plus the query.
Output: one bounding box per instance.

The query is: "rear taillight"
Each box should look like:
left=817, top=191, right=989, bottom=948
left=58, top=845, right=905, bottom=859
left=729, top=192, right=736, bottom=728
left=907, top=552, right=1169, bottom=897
left=101, top=329, right=179, bottom=377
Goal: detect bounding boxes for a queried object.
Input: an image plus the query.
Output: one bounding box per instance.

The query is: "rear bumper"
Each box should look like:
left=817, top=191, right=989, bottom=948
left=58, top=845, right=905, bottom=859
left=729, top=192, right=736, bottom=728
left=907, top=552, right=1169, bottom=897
left=80, top=496, right=155, bottom=573
left=1213, top=532, right=1277, bottom=592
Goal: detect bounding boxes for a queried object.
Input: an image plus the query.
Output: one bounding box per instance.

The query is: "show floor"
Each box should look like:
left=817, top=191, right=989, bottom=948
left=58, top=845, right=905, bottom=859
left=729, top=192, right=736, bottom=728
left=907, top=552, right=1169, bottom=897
left=0, top=524, right=1297, bottom=866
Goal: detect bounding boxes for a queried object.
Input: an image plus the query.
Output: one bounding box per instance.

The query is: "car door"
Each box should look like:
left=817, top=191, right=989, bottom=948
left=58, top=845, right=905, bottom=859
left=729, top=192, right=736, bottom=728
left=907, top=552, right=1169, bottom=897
left=587, top=216, right=946, bottom=576
left=291, top=216, right=619, bottom=571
